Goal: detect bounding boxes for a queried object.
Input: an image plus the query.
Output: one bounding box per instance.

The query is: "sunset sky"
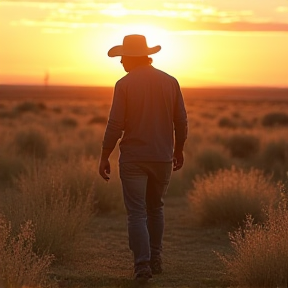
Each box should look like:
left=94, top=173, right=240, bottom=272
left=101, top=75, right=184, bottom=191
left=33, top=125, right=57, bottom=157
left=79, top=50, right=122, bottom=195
left=1, top=0, right=288, bottom=87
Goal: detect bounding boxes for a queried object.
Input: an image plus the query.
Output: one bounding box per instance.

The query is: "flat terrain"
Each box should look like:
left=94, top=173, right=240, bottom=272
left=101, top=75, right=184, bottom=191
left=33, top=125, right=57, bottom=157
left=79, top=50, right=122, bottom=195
left=1, top=85, right=288, bottom=101
left=49, top=196, right=231, bottom=288
left=1, top=85, right=287, bottom=288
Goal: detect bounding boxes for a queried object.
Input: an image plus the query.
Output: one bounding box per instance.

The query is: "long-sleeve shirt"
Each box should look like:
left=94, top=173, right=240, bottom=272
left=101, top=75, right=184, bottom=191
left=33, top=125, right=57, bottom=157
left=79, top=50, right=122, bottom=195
left=102, top=65, right=188, bottom=163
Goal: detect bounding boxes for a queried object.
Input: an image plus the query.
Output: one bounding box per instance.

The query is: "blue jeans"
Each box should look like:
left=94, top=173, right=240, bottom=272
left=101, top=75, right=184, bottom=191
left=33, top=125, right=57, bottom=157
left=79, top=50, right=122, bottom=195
left=119, top=162, right=172, bottom=267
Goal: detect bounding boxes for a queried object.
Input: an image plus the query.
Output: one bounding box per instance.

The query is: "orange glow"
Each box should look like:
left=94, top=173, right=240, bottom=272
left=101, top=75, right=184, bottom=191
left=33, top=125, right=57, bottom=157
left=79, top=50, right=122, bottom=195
left=0, top=1, right=288, bottom=87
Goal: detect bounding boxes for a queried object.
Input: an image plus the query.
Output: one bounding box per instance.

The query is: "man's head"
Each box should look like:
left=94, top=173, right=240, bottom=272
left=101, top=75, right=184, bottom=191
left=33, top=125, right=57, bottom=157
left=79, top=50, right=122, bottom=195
left=108, top=35, right=160, bottom=71
left=120, top=56, right=153, bottom=72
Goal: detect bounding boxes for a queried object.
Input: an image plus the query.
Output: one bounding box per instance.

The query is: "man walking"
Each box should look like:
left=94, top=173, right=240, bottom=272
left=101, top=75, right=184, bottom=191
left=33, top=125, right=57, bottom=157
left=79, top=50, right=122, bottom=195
left=99, top=34, right=188, bottom=283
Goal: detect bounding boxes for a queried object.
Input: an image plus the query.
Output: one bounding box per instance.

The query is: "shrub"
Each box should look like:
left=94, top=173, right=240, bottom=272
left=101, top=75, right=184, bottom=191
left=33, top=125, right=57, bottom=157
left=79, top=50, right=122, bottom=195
left=262, top=140, right=287, bottom=165
left=194, top=147, right=231, bottom=175
left=0, top=154, right=26, bottom=188
left=225, top=133, right=260, bottom=158
left=231, top=111, right=240, bottom=118
left=0, top=110, right=16, bottom=119
left=257, top=140, right=288, bottom=181
left=83, top=139, right=101, bottom=158
left=60, top=117, right=78, bottom=128
left=14, top=101, right=46, bottom=114
left=88, top=115, right=107, bottom=125
left=240, top=119, right=255, bottom=129
left=2, top=160, right=96, bottom=259
left=0, top=216, right=54, bottom=288
left=52, top=106, right=62, bottom=113
left=218, top=117, right=237, bottom=129
left=71, top=107, right=84, bottom=115
left=200, top=112, right=215, bottom=119
left=262, top=112, right=288, bottom=127
left=14, top=128, right=49, bottom=159
left=220, top=202, right=288, bottom=287
left=188, top=167, right=280, bottom=227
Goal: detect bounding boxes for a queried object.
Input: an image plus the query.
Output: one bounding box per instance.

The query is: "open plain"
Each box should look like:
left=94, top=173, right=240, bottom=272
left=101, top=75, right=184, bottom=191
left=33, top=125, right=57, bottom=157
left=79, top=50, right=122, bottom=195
left=0, top=85, right=288, bottom=288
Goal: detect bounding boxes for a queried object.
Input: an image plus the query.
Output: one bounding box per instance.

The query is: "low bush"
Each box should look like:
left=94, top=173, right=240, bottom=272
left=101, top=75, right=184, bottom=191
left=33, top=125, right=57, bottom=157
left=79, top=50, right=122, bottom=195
left=52, top=106, right=62, bottom=113
left=259, top=139, right=288, bottom=181
left=200, top=112, right=216, bottom=119
left=83, top=139, right=101, bottom=159
left=0, top=110, right=16, bottom=119
left=220, top=202, right=288, bottom=287
left=60, top=117, right=78, bottom=128
left=225, top=133, right=260, bottom=158
left=262, top=139, right=287, bottom=165
left=240, top=119, right=255, bottom=129
left=88, top=115, right=107, bottom=125
left=262, top=112, right=288, bottom=127
left=194, top=147, right=231, bottom=175
left=2, top=160, right=96, bottom=259
left=0, top=154, right=26, bottom=188
left=218, top=117, right=237, bottom=129
left=0, top=216, right=53, bottom=288
left=13, top=128, right=49, bottom=159
left=188, top=167, right=280, bottom=227
left=14, top=101, right=46, bottom=114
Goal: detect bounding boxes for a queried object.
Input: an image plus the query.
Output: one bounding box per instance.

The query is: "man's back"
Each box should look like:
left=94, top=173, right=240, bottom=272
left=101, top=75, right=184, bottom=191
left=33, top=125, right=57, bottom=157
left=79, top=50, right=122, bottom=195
left=104, top=65, right=187, bottom=163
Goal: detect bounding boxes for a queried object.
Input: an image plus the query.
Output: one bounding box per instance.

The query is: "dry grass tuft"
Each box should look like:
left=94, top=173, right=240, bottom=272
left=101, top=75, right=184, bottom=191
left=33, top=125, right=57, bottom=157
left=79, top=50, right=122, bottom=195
left=262, top=112, right=288, bottom=127
left=218, top=116, right=238, bottom=129
left=220, top=201, right=288, bottom=287
left=0, top=153, right=26, bottom=188
left=188, top=167, right=280, bottom=227
left=60, top=117, right=78, bottom=128
left=0, top=110, right=16, bottom=119
left=13, top=128, right=49, bottom=159
left=2, top=159, right=96, bottom=259
left=259, top=139, right=288, bottom=181
left=0, top=216, right=54, bottom=288
left=87, top=115, right=107, bottom=125
left=225, top=133, right=260, bottom=158
left=14, top=101, right=46, bottom=114
left=194, top=146, right=231, bottom=175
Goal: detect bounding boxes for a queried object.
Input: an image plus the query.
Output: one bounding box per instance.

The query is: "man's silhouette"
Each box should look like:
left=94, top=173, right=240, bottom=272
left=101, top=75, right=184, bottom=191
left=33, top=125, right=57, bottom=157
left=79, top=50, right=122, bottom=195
left=99, top=34, right=188, bottom=283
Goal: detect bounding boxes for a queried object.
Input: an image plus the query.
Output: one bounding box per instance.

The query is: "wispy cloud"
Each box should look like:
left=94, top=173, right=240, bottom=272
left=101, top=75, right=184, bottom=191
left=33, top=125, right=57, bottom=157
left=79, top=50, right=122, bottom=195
left=2, top=1, right=288, bottom=33
left=6, top=1, right=118, bottom=33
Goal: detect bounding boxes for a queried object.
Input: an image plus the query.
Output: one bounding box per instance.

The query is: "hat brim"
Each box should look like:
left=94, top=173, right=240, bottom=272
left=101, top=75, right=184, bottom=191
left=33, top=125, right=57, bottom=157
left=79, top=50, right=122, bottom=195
left=108, top=45, right=161, bottom=57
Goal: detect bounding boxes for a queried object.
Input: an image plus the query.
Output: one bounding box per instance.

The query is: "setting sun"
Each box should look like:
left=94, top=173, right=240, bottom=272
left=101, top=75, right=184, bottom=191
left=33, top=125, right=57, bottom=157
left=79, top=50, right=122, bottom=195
left=1, top=2, right=288, bottom=287
left=0, top=0, right=287, bottom=87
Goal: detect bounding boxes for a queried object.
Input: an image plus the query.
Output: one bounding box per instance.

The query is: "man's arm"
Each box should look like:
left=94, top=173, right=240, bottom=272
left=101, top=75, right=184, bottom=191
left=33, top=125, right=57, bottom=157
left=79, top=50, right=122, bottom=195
left=173, top=81, right=188, bottom=171
left=98, top=83, right=126, bottom=181
left=99, top=148, right=114, bottom=181
left=173, top=143, right=185, bottom=171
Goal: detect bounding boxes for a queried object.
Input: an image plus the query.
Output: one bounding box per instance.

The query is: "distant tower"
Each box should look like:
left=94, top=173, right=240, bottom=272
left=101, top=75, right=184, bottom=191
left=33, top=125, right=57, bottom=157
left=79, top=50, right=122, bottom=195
left=44, top=70, right=49, bottom=88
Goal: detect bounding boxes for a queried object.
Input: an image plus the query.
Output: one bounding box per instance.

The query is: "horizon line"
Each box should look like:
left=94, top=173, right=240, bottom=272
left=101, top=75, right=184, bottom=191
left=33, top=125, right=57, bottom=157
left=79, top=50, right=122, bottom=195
left=1, top=84, right=288, bottom=90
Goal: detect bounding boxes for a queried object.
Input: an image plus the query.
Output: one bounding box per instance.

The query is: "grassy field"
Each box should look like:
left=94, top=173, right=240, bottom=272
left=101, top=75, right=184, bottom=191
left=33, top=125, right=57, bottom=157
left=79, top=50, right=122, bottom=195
left=0, top=85, right=288, bottom=288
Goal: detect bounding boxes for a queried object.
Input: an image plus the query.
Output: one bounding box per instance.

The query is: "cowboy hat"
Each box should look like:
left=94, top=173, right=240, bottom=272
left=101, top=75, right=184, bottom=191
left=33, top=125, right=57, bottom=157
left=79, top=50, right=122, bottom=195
left=108, top=34, right=161, bottom=57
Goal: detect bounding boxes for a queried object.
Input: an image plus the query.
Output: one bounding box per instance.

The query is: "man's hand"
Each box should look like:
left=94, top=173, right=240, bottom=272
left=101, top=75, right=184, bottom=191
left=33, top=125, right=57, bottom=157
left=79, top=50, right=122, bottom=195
left=173, top=150, right=184, bottom=171
left=99, top=158, right=111, bottom=181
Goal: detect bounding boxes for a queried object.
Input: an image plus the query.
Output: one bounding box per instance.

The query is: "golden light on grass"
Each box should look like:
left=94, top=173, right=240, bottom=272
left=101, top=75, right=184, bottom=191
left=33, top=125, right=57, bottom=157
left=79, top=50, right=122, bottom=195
left=0, top=86, right=288, bottom=287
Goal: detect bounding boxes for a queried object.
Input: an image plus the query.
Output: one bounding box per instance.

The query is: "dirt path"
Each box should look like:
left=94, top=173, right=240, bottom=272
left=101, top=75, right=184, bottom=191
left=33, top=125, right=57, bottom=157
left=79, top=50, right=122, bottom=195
left=51, top=196, right=231, bottom=288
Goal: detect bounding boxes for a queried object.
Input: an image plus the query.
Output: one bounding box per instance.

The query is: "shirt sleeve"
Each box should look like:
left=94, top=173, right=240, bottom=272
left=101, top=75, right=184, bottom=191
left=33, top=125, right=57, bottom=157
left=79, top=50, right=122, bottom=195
left=102, top=82, right=126, bottom=150
left=173, top=81, right=188, bottom=148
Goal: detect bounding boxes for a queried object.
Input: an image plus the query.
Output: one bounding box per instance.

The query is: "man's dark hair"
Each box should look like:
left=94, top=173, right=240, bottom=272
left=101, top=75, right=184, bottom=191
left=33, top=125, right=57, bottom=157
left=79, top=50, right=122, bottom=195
left=126, top=56, right=153, bottom=65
